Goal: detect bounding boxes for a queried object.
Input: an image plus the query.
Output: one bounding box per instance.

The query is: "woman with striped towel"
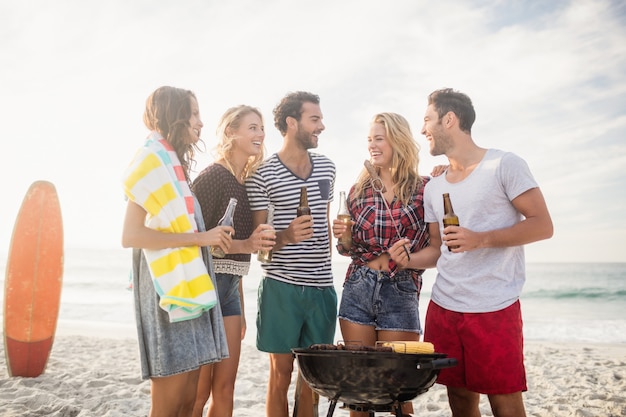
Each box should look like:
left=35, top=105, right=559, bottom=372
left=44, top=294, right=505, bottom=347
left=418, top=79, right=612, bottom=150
left=122, top=86, right=232, bottom=417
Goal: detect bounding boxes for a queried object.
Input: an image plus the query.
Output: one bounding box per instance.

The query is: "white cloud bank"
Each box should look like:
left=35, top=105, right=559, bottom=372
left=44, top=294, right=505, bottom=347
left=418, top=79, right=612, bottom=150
left=0, top=0, right=624, bottom=262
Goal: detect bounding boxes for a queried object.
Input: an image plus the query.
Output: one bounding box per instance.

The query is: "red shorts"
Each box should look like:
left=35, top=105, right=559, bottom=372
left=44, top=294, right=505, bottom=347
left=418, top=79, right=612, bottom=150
left=424, top=300, right=527, bottom=395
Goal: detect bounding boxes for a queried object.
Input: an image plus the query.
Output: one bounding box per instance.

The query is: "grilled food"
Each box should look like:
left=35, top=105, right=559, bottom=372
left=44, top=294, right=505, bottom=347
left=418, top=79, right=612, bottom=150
left=381, top=341, right=435, bottom=354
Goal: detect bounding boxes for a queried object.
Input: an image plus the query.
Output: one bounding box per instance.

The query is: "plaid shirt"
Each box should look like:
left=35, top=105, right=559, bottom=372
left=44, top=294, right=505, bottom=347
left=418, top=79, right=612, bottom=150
left=337, top=177, right=430, bottom=291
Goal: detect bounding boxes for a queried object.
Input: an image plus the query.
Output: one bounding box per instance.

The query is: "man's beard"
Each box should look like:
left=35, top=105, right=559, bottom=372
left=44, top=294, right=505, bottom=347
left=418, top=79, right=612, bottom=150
left=429, top=127, right=451, bottom=157
left=295, top=124, right=317, bottom=149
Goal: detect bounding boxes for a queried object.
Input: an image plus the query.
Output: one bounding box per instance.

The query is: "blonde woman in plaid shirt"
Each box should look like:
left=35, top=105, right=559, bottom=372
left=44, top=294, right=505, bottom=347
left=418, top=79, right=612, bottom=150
left=333, top=112, right=442, bottom=417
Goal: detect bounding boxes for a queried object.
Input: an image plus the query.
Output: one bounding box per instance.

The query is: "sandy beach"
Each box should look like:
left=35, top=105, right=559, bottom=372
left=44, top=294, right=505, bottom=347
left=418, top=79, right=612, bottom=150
left=1, top=323, right=625, bottom=417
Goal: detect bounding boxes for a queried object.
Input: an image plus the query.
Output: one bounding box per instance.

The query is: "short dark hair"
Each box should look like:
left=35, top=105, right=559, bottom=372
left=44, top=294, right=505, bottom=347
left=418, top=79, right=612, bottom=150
left=273, top=91, right=320, bottom=135
left=427, top=88, right=476, bottom=133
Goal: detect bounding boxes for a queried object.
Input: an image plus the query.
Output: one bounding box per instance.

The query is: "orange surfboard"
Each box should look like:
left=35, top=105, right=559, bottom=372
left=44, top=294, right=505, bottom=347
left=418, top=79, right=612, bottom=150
left=3, top=180, right=64, bottom=377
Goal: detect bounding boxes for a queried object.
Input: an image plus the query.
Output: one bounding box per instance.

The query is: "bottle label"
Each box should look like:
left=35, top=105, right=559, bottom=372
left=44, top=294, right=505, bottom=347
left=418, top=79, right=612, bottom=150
left=443, top=218, right=459, bottom=227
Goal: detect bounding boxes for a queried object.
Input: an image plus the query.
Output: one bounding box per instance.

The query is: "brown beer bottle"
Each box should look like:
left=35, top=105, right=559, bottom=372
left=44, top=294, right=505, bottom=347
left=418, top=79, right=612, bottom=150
left=337, top=191, right=352, bottom=247
left=211, top=197, right=237, bottom=258
left=297, top=186, right=311, bottom=216
left=442, top=193, right=460, bottom=252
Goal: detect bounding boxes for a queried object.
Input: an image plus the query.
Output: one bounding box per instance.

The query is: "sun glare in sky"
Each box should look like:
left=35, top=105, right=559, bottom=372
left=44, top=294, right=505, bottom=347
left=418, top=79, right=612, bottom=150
left=0, top=0, right=624, bottom=263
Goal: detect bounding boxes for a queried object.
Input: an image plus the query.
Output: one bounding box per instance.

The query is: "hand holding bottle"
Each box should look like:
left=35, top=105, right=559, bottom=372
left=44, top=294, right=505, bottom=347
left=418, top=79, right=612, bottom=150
left=282, top=186, right=313, bottom=244
left=296, top=185, right=313, bottom=234
left=442, top=193, right=460, bottom=252
left=254, top=224, right=276, bottom=262
left=257, top=204, right=276, bottom=263
left=332, top=218, right=353, bottom=244
left=283, top=215, right=314, bottom=244
left=202, top=225, right=235, bottom=255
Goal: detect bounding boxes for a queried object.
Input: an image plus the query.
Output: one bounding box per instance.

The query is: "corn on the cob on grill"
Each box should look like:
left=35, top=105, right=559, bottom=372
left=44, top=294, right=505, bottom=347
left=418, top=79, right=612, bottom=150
left=381, top=341, right=435, bottom=354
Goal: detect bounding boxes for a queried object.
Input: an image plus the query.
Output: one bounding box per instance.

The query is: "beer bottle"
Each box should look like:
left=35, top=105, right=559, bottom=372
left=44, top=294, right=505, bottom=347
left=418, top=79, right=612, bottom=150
left=337, top=191, right=352, bottom=248
left=297, top=186, right=310, bottom=216
left=442, top=193, right=460, bottom=252
left=211, top=197, right=237, bottom=258
left=257, top=204, right=275, bottom=263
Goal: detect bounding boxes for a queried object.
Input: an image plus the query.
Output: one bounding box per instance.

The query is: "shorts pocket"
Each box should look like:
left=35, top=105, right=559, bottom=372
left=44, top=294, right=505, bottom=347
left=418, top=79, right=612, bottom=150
left=344, top=266, right=367, bottom=285
left=394, top=278, right=418, bottom=296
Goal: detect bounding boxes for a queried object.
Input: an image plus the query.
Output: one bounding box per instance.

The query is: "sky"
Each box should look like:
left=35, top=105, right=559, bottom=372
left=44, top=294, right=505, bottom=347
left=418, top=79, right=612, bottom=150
left=0, top=0, right=624, bottom=263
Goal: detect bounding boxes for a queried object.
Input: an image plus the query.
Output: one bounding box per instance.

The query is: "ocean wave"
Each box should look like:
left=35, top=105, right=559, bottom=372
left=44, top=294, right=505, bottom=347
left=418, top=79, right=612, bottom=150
left=523, top=288, right=626, bottom=300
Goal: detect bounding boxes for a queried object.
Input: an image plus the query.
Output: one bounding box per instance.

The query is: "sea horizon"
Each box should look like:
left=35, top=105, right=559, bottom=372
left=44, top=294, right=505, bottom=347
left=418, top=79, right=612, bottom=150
left=2, top=247, right=625, bottom=346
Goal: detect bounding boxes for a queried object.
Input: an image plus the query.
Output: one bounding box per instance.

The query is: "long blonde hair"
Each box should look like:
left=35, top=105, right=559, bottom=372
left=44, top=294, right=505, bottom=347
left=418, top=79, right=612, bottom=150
left=214, top=105, right=265, bottom=180
left=353, top=112, right=423, bottom=206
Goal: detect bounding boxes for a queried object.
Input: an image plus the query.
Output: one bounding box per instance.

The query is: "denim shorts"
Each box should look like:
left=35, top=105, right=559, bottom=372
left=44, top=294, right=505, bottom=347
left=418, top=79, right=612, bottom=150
left=214, top=273, right=242, bottom=317
left=338, top=265, right=421, bottom=334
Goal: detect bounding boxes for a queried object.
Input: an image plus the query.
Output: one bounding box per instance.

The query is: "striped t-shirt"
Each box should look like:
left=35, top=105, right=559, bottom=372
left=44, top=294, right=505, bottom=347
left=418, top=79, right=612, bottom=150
left=246, top=152, right=335, bottom=286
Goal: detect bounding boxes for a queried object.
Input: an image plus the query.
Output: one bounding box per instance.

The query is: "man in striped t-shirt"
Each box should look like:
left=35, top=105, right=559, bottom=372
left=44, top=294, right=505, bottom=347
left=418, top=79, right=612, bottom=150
left=246, top=91, right=337, bottom=417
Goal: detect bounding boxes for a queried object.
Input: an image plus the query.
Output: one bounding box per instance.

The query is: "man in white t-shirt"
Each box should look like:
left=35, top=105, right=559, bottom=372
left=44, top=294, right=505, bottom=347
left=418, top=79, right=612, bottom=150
left=420, top=88, right=553, bottom=417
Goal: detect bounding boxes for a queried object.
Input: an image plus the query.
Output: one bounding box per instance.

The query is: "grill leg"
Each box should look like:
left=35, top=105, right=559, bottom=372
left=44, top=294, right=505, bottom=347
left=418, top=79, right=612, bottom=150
left=325, top=399, right=337, bottom=417
left=293, top=371, right=319, bottom=417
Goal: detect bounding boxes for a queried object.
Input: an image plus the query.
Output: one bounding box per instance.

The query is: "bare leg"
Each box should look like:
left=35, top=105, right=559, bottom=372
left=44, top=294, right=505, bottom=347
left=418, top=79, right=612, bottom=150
left=293, top=371, right=315, bottom=417
left=266, top=353, right=295, bottom=417
left=192, top=365, right=213, bottom=417
left=150, top=368, right=200, bottom=417
left=447, top=386, right=481, bottom=417
left=208, top=315, right=242, bottom=417
left=339, top=319, right=377, bottom=347
left=488, top=392, right=527, bottom=417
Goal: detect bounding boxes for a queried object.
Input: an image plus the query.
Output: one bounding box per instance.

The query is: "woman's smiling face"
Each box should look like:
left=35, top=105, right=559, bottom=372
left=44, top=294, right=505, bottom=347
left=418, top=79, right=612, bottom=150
left=368, top=121, right=393, bottom=169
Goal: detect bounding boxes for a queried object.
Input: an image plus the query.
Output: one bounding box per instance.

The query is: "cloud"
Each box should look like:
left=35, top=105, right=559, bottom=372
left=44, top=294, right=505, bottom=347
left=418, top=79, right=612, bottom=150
left=0, top=0, right=624, bottom=262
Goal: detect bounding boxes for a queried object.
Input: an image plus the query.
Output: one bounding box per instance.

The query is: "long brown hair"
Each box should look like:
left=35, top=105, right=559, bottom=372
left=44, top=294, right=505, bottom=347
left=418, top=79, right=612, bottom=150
left=143, top=86, right=202, bottom=179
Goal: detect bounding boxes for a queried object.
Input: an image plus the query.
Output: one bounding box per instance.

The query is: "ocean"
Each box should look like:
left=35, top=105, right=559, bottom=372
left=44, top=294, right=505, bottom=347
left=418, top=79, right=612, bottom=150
left=1, top=248, right=625, bottom=345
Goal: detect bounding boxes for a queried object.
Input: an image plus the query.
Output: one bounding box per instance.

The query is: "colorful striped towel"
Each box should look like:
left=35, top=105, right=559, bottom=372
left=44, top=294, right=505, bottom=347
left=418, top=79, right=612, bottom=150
left=122, top=131, right=217, bottom=322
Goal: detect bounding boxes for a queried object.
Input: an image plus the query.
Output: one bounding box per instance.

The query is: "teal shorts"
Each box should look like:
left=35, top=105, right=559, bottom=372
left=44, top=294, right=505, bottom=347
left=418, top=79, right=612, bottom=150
left=256, top=277, right=337, bottom=354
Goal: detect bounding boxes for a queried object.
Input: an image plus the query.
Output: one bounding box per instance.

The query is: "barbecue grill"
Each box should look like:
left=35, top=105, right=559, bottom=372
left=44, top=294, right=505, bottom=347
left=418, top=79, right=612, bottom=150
left=293, top=345, right=457, bottom=417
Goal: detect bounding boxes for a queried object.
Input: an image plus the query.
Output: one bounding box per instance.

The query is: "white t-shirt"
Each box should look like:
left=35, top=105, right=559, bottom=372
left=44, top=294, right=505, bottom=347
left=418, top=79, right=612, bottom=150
left=423, top=149, right=538, bottom=313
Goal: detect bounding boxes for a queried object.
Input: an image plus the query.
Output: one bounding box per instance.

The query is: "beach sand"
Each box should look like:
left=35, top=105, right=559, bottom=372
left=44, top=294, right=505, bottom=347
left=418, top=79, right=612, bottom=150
left=1, top=324, right=625, bottom=417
